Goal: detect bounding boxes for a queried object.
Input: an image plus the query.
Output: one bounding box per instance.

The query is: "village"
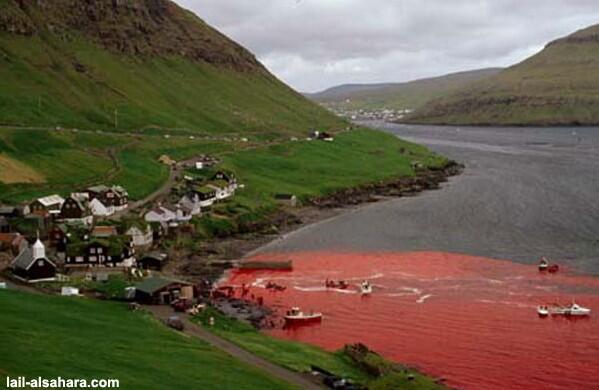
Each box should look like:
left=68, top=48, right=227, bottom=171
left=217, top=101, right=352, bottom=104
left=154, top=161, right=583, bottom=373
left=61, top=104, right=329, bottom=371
left=0, top=130, right=337, bottom=318
left=0, top=151, right=246, bottom=306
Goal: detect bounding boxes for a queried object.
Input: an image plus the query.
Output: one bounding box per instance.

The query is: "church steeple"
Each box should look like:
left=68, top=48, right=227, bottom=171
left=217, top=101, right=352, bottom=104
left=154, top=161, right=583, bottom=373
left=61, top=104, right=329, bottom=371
left=32, top=231, right=45, bottom=260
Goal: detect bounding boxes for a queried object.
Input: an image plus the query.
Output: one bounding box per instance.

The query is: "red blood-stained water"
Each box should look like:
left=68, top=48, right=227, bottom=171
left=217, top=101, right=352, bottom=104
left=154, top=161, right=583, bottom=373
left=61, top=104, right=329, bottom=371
left=223, top=252, right=599, bottom=390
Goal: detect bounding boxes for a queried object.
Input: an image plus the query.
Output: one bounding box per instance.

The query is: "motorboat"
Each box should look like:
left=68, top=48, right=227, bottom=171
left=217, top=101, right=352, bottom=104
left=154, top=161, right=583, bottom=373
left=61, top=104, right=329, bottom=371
left=538, top=257, right=559, bottom=273
left=537, top=306, right=549, bottom=317
left=537, top=302, right=591, bottom=317
left=284, top=307, right=323, bottom=324
left=538, top=257, right=549, bottom=271
left=325, top=279, right=349, bottom=289
left=360, top=281, right=373, bottom=295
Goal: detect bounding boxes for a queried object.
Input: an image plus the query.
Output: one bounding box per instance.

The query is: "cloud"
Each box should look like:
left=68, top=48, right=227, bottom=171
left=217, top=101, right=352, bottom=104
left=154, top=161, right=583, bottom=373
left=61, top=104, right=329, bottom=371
left=175, top=0, right=599, bottom=92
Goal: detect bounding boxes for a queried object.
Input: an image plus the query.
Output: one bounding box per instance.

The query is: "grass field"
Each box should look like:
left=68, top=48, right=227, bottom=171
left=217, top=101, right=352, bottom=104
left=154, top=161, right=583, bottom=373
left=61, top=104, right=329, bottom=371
left=0, top=290, right=296, bottom=390
left=193, top=307, right=445, bottom=389
left=0, top=127, right=444, bottom=208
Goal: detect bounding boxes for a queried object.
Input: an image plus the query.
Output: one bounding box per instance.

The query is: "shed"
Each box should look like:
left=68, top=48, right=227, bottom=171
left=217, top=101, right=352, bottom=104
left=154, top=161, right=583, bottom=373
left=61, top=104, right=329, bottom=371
left=134, top=276, right=193, bottom=305
left=138, top=252, right=168, bottom=271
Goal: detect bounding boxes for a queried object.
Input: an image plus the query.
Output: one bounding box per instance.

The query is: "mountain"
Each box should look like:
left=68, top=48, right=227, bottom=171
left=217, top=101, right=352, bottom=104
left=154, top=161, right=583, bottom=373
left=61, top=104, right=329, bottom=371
left=0, top=0, right=341, bottom=134
left=308, top=68, right=502, bottom=111
left=407, top=24, right=599, bottom=126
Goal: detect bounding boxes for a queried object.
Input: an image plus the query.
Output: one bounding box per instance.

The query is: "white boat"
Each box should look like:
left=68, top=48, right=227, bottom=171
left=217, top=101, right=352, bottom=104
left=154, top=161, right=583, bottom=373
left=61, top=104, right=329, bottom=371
left=360, top=281, right=373, bottom=295
left=284, top=307, right=323, bottom=323
left=539, top=302, right=591, bottom=317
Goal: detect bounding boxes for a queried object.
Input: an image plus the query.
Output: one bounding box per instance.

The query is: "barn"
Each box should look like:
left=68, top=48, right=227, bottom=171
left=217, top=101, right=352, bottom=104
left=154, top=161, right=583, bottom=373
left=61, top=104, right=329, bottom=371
left=134, top=277, right=194, bottom=305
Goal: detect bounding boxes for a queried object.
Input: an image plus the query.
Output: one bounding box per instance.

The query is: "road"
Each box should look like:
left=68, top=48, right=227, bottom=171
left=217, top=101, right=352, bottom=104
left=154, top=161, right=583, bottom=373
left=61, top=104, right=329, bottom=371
left=147, top=305, right=322, bottom=390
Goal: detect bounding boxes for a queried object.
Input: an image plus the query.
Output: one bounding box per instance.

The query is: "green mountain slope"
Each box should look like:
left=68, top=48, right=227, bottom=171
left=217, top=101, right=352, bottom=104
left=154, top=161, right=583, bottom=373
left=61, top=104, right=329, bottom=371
left=407, top=24, right=599, bottom=126
left=308, top=68, right=502, bottom=111
left=0, top=0, right=341, bottom=134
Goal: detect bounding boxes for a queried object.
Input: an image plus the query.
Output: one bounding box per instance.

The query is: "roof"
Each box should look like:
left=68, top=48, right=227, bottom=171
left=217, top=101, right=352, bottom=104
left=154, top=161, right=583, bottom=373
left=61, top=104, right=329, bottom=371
left=11, top=247, right=56, bottom=270
left=91, top=226, right=118, bottom=237
left=141, top=252, right=167, bottom=262
left=0, top=206, right=17, bottom=215
left=87, top=185, right=110, bottom=193
left=194, top=186, right=216, bottom=195
left=36, top=194, right=65, bottom=207
left=135, top=276, right=190, bottom=294
left=208, top=180, right=229, bottom=189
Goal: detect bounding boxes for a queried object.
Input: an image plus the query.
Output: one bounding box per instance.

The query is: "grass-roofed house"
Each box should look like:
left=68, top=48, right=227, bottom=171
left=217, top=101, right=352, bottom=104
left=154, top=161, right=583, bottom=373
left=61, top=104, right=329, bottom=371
left=65, top=236, right=135, bottom=268
left=134, top=276, right=194, bottom=305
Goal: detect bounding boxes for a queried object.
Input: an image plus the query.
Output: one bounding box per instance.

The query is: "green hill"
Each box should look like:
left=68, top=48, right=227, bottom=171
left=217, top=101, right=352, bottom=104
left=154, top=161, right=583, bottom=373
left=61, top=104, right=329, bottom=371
left=0, top=290, right=295, bottom=389
left=407, top=24, right=599, bottom=126
left=0, top=0, right=341, bottom=134
left=308, top=68, right=502, bottom=111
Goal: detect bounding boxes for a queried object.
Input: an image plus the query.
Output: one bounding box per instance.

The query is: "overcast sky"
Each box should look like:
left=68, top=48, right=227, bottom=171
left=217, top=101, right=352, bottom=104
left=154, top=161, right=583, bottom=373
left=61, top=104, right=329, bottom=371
left=175, top=0, right=599, bottom=92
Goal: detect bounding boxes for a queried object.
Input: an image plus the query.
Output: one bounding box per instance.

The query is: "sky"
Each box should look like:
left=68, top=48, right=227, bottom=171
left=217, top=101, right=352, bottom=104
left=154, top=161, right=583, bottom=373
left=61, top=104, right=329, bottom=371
left=175, top=0, right=599, bottom=93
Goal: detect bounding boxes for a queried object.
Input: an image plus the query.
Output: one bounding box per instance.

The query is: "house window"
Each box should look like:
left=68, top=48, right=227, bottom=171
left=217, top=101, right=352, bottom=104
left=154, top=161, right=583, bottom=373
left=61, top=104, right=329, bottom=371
left=37, top=260, right=44, bottom=267
left=98, top=248, right=103, bottom=254
left=76, top=256, right=84, bottom=263
left=89, top=256, right=97, bottom=262
left=90, top=248, right=96, bottom=254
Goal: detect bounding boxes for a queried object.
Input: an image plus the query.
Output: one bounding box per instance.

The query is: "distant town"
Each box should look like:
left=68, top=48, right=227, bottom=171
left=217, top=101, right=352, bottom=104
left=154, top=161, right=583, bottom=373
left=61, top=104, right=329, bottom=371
left=320, top=102, right=413, bottom=122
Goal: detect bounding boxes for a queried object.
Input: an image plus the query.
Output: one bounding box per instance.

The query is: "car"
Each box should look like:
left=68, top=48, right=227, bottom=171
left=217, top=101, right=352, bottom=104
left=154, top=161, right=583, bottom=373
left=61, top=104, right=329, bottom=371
left=166, top=316, right=184, bottom=331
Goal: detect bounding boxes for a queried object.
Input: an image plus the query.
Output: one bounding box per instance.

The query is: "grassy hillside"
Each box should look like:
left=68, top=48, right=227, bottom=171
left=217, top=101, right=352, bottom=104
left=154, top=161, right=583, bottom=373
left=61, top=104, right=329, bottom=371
left=407, top=24, right=599, bottom=125
left=0, top=127, right=445, bottom=215
left=193, top=307, right=445, bottom=389
left=0, top=0, right=342, bottom=134
left=0, top=290, right=295, bottom=389
left=309, top=68, right=501, bottom=111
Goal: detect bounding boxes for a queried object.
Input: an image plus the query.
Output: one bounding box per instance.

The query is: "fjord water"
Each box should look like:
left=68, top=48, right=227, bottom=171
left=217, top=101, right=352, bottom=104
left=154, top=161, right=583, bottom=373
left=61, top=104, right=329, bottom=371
left=227, top=124, right=599, bottom=389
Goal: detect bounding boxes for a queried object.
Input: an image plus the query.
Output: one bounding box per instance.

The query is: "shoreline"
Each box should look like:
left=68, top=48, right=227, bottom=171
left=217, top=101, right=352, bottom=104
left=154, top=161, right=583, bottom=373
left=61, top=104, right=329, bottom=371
left=174, top=160, right=464, bottom=282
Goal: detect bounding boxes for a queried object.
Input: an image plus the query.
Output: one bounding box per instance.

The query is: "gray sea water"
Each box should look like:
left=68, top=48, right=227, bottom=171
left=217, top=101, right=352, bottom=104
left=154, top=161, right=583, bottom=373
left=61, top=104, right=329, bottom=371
left=258, top=122, right=599, bottom=275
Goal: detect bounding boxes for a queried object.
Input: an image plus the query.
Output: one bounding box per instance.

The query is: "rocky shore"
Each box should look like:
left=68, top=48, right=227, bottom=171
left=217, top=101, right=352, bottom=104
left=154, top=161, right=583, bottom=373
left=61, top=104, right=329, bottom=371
left=170, top=160, right=463, bottom=286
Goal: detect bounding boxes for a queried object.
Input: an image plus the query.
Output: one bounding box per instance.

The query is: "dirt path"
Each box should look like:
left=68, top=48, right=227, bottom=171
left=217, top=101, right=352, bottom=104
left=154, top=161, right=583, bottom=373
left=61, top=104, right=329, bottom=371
left=147, top=305, right=323, bottom=390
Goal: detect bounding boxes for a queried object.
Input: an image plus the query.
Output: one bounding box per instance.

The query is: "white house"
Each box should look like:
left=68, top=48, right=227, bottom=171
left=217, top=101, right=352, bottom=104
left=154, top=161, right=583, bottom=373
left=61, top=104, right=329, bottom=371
left=89, top=198, right=111, bottom=216
left=207, top=182, right=235, bottom=201
left=144, top=207, right=177, bottom=224
left=178, top=194, right=203, bottom=216
left=125, top=225, right=153, bottom=247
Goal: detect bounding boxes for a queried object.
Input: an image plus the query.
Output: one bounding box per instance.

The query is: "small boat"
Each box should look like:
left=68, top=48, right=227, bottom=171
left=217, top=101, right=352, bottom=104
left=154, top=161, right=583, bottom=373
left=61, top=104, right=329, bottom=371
left=325, top=279, right=349, bottom=290
left=538, top=302, right=591, bottom=317
left=360, top=280, right=373, bottom=295
left=547, top=264, right=559, bottom=273
left=538, top=257, right=549, bottom=271
left=284, top=307, right=323, bottom=324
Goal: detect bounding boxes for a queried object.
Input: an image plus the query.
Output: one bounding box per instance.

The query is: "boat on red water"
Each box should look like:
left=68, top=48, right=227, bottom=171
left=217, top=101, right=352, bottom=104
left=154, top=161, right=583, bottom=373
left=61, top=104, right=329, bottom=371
left=325, top=279, right=349, bottom=289
left=360, top=280, right=373, bottom=295
left=284, top=307, right=323, bottom=324
left=538, top=257, right=559, bottom=273
left=538, top=302, right=591, bottom=317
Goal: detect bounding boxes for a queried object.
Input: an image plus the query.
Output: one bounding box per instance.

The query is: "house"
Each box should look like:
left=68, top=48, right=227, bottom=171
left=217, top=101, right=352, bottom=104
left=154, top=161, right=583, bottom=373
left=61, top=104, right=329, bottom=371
left=144, top=206, right=191, bottom=226
left=138, top=252, right=168, bottom=271
left=274, top=193, right=298, bottom=207
left=91, top=225, right=118, bottom=238
left=57, top=196, right=93, bottom=226
left=0, top=216, right=10, bottom=233
left=11, top=238, right=56, bottom=282
left=191, top=186, right=217, bottom=208
left=29, top=195, right=65, bottom=217
left=0, top=206, right=19, bottom=218
left=144, top=206, right=177, bottom=224
left=125, top=223, right=153, bottom=247
left=65, top=237, right=135, bottom=268
left=0, top=233, right=27, bottom=255
left=85, top=185, right=128, bottom=215
left=134, top=276, right=194, bottom=305
left=178, top=194, right=203, bottom=216
left=49, top=224, right=68, bottom=252
left=207, top=180, right=235, bottom=201
left=211, top=170, right=237, bottom=186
